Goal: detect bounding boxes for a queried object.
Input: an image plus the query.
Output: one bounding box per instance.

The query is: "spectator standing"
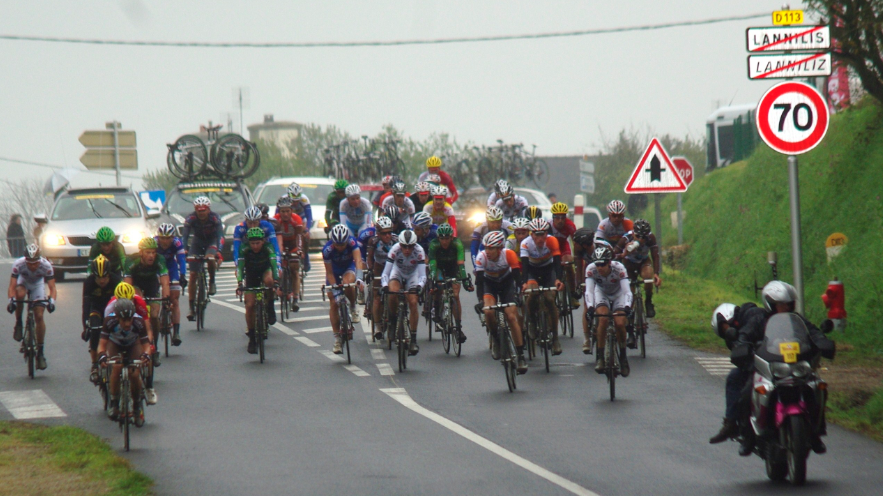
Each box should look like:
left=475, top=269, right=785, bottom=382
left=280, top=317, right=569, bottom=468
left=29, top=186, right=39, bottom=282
left=6, top=214, right=26, bottom=258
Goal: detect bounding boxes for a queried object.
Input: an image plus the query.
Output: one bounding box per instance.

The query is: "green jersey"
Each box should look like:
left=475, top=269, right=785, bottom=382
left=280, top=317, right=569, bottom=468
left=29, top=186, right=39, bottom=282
left=427, top=238, right=467, bottom=280
left=236, top=243, right=279, bottom=283
left=325, top=191, right=343, bottom=227
left=88, top=241, right=127, bottom=275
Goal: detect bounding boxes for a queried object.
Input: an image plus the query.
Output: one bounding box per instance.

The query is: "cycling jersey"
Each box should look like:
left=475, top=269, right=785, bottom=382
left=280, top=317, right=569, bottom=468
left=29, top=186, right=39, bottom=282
left=124, top=253, right=168, bottom=298
left=155, top=236, right=187, bottom=284
left=104, top=295, right=148, bottom=320
left=381, top=244, right=427, bottom=288
left=12, top=257, right=54, bottom=286
left=494, top=195, right=529, bottom=220
left=236, top=243, right=279, bottom=288
left=422, top=202, right=456, bottom=235
left=368, top=233, right=398, bottom=268
left=428, top=238, right=467, bottom=280
left=417, top=170, right=459, bottom=203
left=469, top=220, right=512, bottom=264
left=101, top=315, right=149, bottom=348
left=290, top=194, right=313, bottom=229
left=411, top=194, right=431, bottom=216
left=324, top=191, right=344, bottom=227
left=519, top=236, right=561, bottom=268
left=486, top=192, right=500, bottom=207
left=88, top=241, right=127, bottom=275
left=322, top=237, right=359, bottom=282
left=82, top=272, right=123, bottom=325
left=416, top=225, right=438, bottom=255
left=474, top=248, right=520, bottom=281
left=584, top=261, right=632, bottom=310
left=505, top=234, right=526, bottom=253
left=381, top=196, right=416, bottom=226
left=272, top=213, right=304, bottom=252
left=617, top=231, right=659, bottom=265
left=182, top=211, right=223, bottom=247
left=357, top=227, right=375, bottom=265
left=232, top=220, right=281, bottom=265
left=339, top=197, right=374, bottom=236
left=550, top=218, right=576, bottom=256
left=594, top=218, right=634, bottom=246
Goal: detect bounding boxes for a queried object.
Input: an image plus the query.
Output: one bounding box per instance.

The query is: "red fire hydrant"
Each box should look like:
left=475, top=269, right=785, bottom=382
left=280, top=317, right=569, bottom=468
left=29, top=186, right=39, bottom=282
left=821, top=279, right=847, bottom=331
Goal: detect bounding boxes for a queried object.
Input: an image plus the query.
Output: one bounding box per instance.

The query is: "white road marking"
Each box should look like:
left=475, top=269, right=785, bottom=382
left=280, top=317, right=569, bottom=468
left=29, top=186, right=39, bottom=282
left=295, top=336, right=320, bottom=347
left=288, top=315, right=330, bottom=323
left=319, top=350, right=345, bottom=362
left=695, top=357, right=733, bottom=376
left=371, top=349, right=385, bottom=360
left=272, top=323, right=298, bottom=336
left=381, top=388, right=600, bottom=496
left=376, top=363, right=395, bottom=376
left=344, top=365, right=370, bottom=377
left=288, top=306, right=324, bottom=312
left=0, top=390, right=66, bottom=419
left=301, top=326, right=333, bottom=334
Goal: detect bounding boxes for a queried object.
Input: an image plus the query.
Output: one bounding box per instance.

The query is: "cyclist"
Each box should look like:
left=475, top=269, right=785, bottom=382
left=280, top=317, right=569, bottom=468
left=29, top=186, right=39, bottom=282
left=595, top=200, right=634, bottom=246
left=373, top=176, right=395, bottom=209
left=412, top=212, right=438, bottom=255
left=7, top=244, right=56, bottom=370
left=417, top=155, right=459, bottom=204
left=475, top=231, right=527, bottom=374
left=381, top=205, right=409, bottom=234
left=470, top=206, right=511, bottom=267
left=505, top=217, right=530, bottom=252
left=381, top=230, right=425, bottom=356
left=322, top=224, right=364, bottom=354
left=88, top=226, right=127, bottom=276
left=411, top=181, right=432, bottom=214
left=376, top=175, right=406, bottom=208
left=427, top=223, right=472, bottom=343
left=233, top=206, right=282, bottom=268
left=572, top=227, right=597, bottom=353
left=366, top=216, right=398, bottom=339
left=584, top=245, right=631, bottom=377
left=614, top=218, right=661, bottom=322
left=104, top=282, right=149, bottom=321
left=549, top=202, right=579, bottom=309
left=82, top=255, right=123, bottom=383
left=486, top=179, right=509, bottom=207
left=324, top=179, right=349, bottom=233
left=381, top=182, right=415, bottom=230
left=520, top=218, right=564, bottom=355
left=181, top=196, right=222, bottom=317
left=423, top=185, right=457, bottom=233
left=287, top=183, right=313, bottom=271
left=493, top=183, right=528, bottom=221
left=97, top=298, right=149, bottom=426
left=339, top=184, right=374, bottom=239
left=155, top=223, right=186, bottom=346
left=273, top=196, right=305, bottom=312
left=235, top=227, right=281, bottom=355
left=525, top=205, right=544, bottom=222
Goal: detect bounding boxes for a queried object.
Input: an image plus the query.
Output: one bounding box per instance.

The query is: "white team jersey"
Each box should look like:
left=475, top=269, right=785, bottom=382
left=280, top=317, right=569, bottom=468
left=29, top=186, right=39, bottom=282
left=371, top=234, right=398, bottom=265
left=381, top=243, right=427, bottom=286
left=290, top=194, right=310, bottom=215
left=381, top=196, right=415, bottom=215
left=595, top=218, right=631, bottom=243
left=584, top=261, right=632, bottom=307
left=494, top=195, right=528, bottom=220
left=474, top=248, right=520, bottom=281
left=339, top=198, right=374, bottom=227
left=486, top=192, right=499, bottom=207
left=11, top=257, right=54, bottom=285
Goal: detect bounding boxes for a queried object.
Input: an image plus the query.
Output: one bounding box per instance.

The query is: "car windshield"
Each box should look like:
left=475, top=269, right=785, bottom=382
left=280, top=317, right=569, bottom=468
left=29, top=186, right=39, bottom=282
left=167, top=188, right=246, bottom=216
left=257, top=183, right=334, bottom=206
left=51, top=193, right=141, bottom=220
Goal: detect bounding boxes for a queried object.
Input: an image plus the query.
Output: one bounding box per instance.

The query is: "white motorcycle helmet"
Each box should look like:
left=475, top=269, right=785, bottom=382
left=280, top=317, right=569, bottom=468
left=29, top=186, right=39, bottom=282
left=761, top=281, right=797, bottom=312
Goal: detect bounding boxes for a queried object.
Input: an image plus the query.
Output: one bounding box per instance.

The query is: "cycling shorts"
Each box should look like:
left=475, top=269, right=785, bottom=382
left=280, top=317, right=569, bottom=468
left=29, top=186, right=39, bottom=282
left=132, top=275, right=160, bottom=299
left=188, top=238, right=218, bottom=272
left=245, top=269, right=271, bottom=289
left=592, top=289, right=630, bottom=313
left=88, top=311, right=104, bottom=351
left=16, top=280, right=48, bottom=305
left=623, top=258, right=652, bottom=281
left=328, top=262, right=356, bottom=285
left=481, top=273, right=517, bottom=305
left=389, top=265, right=421, bottom=290
left=525, top=264, right=556, bottom=287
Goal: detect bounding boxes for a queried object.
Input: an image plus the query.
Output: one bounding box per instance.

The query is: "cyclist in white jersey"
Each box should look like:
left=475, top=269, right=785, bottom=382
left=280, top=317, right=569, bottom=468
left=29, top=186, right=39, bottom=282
left=339, top=184, right=374, bottom=238
left=7, top=244, right=57, bottom=370
left=381, top=230, right=427, bottom=356
left=381, top=181, right=416, bottom=222
left=494, top=182, right=528, bottom=221
left=584, top=245, right=631, bottom=377
left=594, top=199, right=634, bottom=246
left=486, top=179, right=509, bottom=207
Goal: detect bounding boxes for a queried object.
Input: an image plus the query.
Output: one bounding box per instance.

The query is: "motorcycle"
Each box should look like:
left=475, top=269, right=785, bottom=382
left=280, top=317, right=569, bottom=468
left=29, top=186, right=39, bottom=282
left=739, top=313, right=833, bottom=486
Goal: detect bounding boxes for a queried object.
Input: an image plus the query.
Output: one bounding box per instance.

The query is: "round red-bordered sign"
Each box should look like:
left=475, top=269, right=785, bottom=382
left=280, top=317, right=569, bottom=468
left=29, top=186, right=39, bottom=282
left=756, top=81, right=829, bottom=155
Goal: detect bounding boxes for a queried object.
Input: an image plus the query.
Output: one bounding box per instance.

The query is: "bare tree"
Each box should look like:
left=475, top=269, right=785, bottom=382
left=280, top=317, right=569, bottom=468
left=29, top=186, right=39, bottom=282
left=0, top=179, right=55, bottom=256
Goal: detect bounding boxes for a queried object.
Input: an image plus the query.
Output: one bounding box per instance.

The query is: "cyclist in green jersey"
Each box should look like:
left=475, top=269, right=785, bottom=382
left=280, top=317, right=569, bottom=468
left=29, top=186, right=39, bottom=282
left=88, top=226, right=127, bottom=276
left=428, top=223, right=473, bottom=343
left=235, top=228, right=281, bottom=355
left=324, top=179, right=348, bottom=234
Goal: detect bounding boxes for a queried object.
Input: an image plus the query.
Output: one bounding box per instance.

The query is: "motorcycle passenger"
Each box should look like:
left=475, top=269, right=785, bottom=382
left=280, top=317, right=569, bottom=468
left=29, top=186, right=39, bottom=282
left=381, top=230, right=426, bottom=357
left=520, top=218, right=564, bottom=356
left=155, top=223, right=187, bottom=346
left=584, top=245, right=631, bottom=377
left=7, top=244, right=57, bottom=371
left=595, top=200, right=634, bottom=246
left=82, top=255, right=123, bottom=383
left=88, top=226, right=127, bottom=276
left=614, top=218, right=661, bottom=323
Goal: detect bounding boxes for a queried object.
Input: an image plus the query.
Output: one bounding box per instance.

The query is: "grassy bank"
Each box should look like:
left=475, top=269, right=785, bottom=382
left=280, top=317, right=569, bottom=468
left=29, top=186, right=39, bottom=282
left=0, top=421, right=152, bottom=496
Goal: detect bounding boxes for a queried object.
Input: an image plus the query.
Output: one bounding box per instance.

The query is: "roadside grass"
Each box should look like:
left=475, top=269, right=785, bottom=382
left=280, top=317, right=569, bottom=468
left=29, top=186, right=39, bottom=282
left=0, top=421, right=152, bottom=496
left=653, top=269, right=883, bottom=441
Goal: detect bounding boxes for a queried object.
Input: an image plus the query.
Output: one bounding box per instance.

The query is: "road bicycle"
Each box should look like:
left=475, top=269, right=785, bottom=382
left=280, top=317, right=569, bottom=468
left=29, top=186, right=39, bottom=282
left=557, top=261, right=576, bottom=339
left=434, top=277, right=463, bottom=357
left=629, top=277, right=653, bottom=359
left=144, top=297, right=172, bottom=358
left=600, top=316, right=624, bottom=401
left=386, top=287, right=420, bottom=372
left=322, top=283, right=358, bottom=365
left=19, top=299, right=48, bottom=379
left=523, top=287, right=558, bottom=373
left=512, top=143, right=550, bottom=188
left=167, top=130, right=259, bottom=180
left=106, top=354, right=146, bottom=451
left=484, top=301, right=520, bottom=392
left=241, top=286, right=269, bottom=363
left=186, top=255, right=213, bottom=331
left=279, top=251, right=301, bottom=322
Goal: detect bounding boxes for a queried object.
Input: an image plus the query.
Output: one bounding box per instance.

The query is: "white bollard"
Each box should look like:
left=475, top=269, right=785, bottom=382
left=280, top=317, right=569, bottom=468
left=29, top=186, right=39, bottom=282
left=573, top=195, right=585, bottom=229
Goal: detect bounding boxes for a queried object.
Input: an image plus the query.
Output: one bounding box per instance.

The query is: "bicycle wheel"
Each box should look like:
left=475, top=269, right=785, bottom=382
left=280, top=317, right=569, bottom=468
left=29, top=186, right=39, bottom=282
left=121, top=375, right=130, bottom=451
left=477, top=157, right=496, bottom=189
left=397, top=305, right=407, bottom=372
left=441, top=299, right=452, bottom=354
left=256, top=300, right=266, bottom=363
left=530, top=159, right=551, bottom=189
left=162, top=306, right=171, bottom=357
left=635, top=292, right=646, bottom=358
left=196, top=273, right=206, bottom=331
left=425, top=286, right=433, bottom=342
left=538, top=304, right=550, bottom=373
left=210, top=134, right=259, bottom=179
left=339, top=301, right=352, bottom=365
left=25, top=316, right=35, bottom=378
left=607, top=332, right=617, bottom=401
left=167, top=135, right=208, bottom=179
left=501, top=323, right=515, bottom=392
left=509, top=155, right=526, bottom=186
left=280, top=269, right=290, bottom=322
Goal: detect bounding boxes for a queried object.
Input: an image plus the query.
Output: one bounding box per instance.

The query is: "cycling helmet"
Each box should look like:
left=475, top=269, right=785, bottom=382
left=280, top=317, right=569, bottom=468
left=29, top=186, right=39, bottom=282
left=330, top=224, right=350, bottom=244
left=375, top=216, right=394, bottom=231
left=382, top=205, right=399, bottom=220
left=287, top=183, right=303, bottom=198
left=25, top=244, right=41, bottom=261
left=592, top=245, right=614, bottom=263
left=138, top=237, right=158, bottom=250
left=711, top=303, right=737, bottom=338
left=528, top=218, right=549, bottom=233
left=550, top=202, right=569, bottom=215
left=398, top=230, right=418, bottom=246
left=246, top=227, right=265, bottom=240
left=498, top=182, right=513, bottom=199
left=244, top=206, right=262, bottom=221
left=427, top=173, right=442, bottom=184
left=511, top=217, right=530, bottom=231
left=486, top=206, right=504, bottom=221
left=436, top=223, right=454, bottom=238
left=426, top=156, right=443, bottom=169
left=193, top=196, right=211, bottom=209
left=157, top=223, right=176, bottom=237
left=257, top=203, right=270, bottom=216
left=606, top=199, right=626, bottom=214
left=573, top=227, right=594, bottom=246
left=90, top=254, right=109, bottom=277
left=494, top=179, right=509, bottom=194
left=633, top=219, right=651, bottom=237
left=114, top=298, right=136, bottom=320
left=95, top=226, right=116, bottom=243
left=761, top=281, right=797, bottom=312
left=482, top=230, right=506, bottom=248
left=276, top=196, right=292, bottom=209
left=114, top=282, right=136, bottom=300
left=412, top=212, right=432, bottom=228
left=392, top=181, right=407, bottom=195
left=431, top=185, right=448, bottom=198
left=381, top=175, right=394, bottom=187
left=526, top=205, right=543, bottom=220
left=415, top=181, right=431, bottom=193
left=333, top=179, right=349, bottom=190
left=345, top=184, right=361, bottom=197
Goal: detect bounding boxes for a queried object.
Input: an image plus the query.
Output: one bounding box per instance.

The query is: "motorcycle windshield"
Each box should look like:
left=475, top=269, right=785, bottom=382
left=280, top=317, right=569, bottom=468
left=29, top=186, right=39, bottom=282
left=761, top=313, right=813, bottom=361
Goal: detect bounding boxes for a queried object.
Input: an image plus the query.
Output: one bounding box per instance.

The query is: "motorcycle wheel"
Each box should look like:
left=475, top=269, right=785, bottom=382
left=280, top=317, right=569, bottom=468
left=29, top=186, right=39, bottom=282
left=786, top=416, right=809, bottom=486
left=765, top=449, right=788, bottom=481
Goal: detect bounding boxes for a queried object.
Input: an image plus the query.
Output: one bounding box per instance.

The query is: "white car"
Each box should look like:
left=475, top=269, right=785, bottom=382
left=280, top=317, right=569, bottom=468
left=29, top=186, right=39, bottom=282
left=253, top=177, right=337, bottom=247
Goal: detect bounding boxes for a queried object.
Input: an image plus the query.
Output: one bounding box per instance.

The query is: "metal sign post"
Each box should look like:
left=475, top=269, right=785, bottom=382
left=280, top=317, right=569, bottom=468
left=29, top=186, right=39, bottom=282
left=787, top=155, right=804, bottom=313
left=109, top=121, right=121, bottom=186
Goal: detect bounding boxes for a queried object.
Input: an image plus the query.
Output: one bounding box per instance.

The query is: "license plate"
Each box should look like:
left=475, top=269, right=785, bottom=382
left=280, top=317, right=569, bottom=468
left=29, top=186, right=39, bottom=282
left=78, top=248, right=90, bottom=257
left=779, top=342, right=800, bottom=363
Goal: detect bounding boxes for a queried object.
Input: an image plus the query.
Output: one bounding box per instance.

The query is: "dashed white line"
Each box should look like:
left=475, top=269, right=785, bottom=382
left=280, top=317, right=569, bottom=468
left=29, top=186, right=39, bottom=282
left=301, top=326, right=333, bottom=334
left=319, top=350, right=345, bottom=362
left=344, top=365, right=370, bottom=377
left=695, top=357, right=733, bottom=376
left=288, top=315, right=330, bottom=323
left=295, top=336, right=320, bottom=347
left=0, top=390, right=66, bottom=419
left=371, top=349, right=386, bottom=360
left=272, top=323, right=299, bottom=336
left=376, top=363, right=395, bottom=376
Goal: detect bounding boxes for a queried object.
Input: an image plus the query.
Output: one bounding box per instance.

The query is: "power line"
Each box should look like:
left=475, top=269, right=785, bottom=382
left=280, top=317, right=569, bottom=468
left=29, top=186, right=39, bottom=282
left=0, top=12, right=768, bottom=48
left=0, top=156, right=142, bottom=179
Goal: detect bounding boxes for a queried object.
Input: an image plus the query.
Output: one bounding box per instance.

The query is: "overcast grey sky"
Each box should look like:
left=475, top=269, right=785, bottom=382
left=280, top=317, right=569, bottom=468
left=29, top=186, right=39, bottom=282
left=1, top=0, right=811, bottom=190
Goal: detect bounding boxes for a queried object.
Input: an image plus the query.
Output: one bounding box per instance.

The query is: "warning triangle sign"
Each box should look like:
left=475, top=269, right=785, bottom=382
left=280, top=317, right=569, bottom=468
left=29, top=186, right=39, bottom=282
left=624, top=138, right=687, bottom=193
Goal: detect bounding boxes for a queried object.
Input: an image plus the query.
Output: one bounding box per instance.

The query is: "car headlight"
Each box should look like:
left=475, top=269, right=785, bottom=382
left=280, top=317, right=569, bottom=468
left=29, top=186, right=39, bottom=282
left=121, top=231, right=148, bottom=244
left=467, top=212, right=485, bottom=225
left=771, top=362, right=793, bottom=378
left=42, top=234, right=65, bottom=246
left=317, top=218, right=327, bottom=228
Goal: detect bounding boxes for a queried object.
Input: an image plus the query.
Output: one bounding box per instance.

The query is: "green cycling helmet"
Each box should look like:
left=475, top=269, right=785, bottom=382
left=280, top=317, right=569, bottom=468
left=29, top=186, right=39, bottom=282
left=436, top=223, right=454, bottom=238
left=247, top=227, right=265, bottom=240
left=95, top=226, right=116, bottom=243
left=138, top=237, right=158, bottom=250
left=334, top=179, right=349, bottom=190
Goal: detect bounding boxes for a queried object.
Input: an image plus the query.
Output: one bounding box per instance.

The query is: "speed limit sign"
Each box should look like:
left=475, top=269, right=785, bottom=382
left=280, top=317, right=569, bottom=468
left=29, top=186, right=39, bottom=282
left=756, top=81, right=829, bottom=155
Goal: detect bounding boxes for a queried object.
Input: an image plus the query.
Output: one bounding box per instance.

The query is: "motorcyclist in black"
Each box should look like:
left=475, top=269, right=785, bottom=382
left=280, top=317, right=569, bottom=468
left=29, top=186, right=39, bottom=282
left=726, top=281, right=835, bottom=456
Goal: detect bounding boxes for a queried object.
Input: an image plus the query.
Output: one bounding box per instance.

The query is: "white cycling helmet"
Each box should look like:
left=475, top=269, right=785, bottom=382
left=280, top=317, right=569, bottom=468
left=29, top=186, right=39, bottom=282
left=329, top=224, right=350, bottom=244
left=244, top=206, right=262, bottom=221
left=494, top=179, right=509, bottom=194
left=156, top=223, right=176, bottom=237
left=415, top=181, right=431, bottom=193
left=375, top=216, right=394, bottom=231
left=528, top=218, right=549, bottom=233
left=412, top=212, right=432, bottom=228
left=288, top=183, right=303, bottom=198
left=498, top=182, right=513, bottom=199
left=193, top=196, right=212, bottom=208
left=25, top=243, right=41, bottom=261
left=399, top=230, right=418, bottom=246
left=511, top=217, right=530, bottom=230
left=606, top=199, right=626, bottom=214
left=431, top=185, right=448, bottom=198
left=482, top=231, right=506, bottom=248
left=486, top=206, right=504, bottom=221
left=761, top=281, right=797, bottom=312
left=345, top=184, right=361, bottom=197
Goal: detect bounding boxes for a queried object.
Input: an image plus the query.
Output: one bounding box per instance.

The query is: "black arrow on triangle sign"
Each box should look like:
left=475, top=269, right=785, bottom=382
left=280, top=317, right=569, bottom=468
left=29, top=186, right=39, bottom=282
left=645, top=155, right=664, bottom=182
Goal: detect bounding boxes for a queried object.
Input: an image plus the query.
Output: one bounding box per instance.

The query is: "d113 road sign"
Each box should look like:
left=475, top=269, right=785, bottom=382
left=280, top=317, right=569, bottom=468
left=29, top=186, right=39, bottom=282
left=756, top=81, right=829, bottom=155
left=624, top=138, right=687, bottom=194
left=671, top=157, right=694, bottom=188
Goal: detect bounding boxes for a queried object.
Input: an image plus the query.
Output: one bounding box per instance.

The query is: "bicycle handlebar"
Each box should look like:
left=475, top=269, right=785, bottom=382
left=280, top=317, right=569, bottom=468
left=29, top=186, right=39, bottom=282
left=523, top=287, right=558, bottom=294
left=483, top=302, right=518, bottom=311
left=106, top=357, right=145, bottom=366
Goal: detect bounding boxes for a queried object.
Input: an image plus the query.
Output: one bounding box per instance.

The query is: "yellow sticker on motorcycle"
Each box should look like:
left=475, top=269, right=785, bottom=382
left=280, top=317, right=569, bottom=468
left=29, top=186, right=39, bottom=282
left=779, top=342, right=799, bottom=363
